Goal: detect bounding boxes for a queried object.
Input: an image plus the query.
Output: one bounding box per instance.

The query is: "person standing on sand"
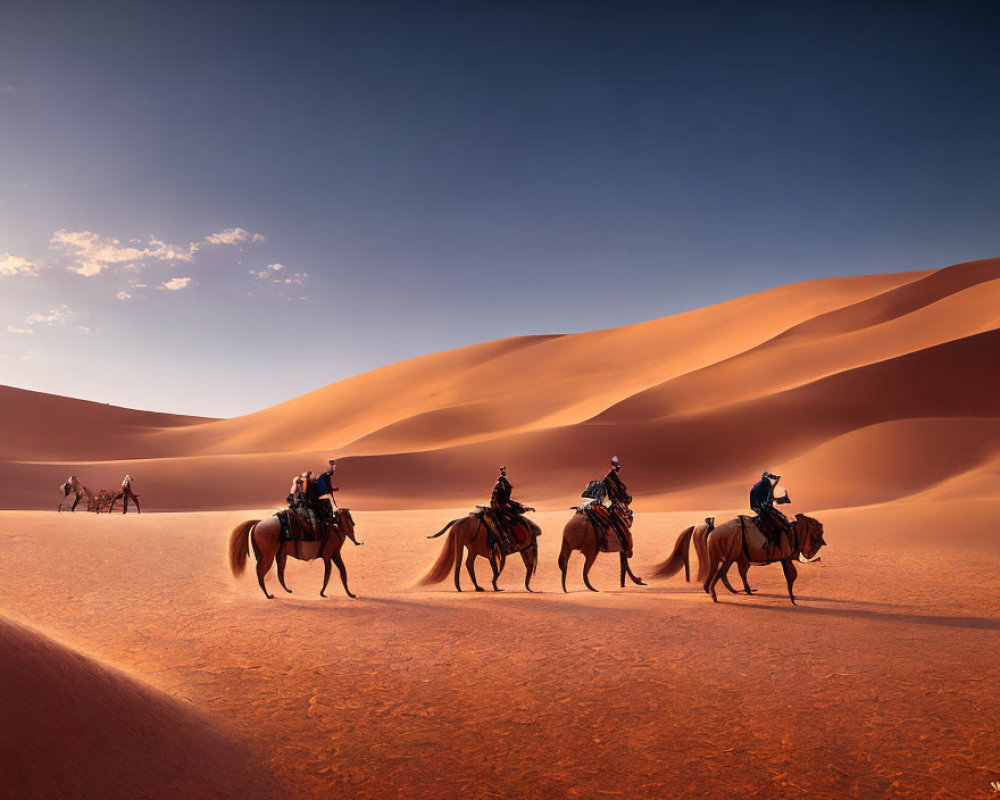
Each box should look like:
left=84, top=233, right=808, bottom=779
left=119, top=473, right=140, bottom=514
left=750, top=471, right=792, bottom=546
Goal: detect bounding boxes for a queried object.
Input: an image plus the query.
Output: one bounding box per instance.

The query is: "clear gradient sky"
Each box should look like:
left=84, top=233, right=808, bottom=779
left=2, top=0, right=999, bottom=416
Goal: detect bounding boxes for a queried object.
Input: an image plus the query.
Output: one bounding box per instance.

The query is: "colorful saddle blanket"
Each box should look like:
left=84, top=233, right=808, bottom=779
left=476, top=509, right=534, bottom=556
left=576, top=504, right=634, bottom=556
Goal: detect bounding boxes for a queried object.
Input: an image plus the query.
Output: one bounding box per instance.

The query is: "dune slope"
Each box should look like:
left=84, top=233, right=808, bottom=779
left=3, top=257, right=999, bottom=511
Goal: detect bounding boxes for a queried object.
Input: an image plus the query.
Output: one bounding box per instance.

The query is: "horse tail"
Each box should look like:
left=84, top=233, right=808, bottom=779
left=419, top=528, right=458, bottom=585
left=651, top=526, right=695, bottom=580
left=228, top=520, right=259, bottom=577
left=427, top=518, right=460, bottom=539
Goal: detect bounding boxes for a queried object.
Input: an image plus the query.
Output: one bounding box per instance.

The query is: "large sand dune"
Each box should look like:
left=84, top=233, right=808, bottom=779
left=3, top=257, right=999, bottom=513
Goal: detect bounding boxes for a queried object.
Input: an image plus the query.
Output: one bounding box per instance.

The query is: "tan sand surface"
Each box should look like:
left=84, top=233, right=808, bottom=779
left=1, top=505, right=997, bottom=799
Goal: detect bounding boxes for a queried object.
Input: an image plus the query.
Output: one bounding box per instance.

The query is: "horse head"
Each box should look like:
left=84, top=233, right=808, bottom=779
left=794, top=513, right=826, bottom=559
left=335, top=508, right=362, bottom=545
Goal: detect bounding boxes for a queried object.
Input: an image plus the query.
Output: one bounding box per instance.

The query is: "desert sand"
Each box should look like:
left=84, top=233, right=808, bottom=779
left=1, top=257, right=999, bottom=798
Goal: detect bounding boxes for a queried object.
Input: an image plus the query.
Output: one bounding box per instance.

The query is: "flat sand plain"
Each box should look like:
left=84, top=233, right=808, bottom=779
left=1, top=505, right=997, bottom=799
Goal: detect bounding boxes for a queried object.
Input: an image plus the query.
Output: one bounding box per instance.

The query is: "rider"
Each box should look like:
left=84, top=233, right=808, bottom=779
left=602, top=456, right=632, bottom=551
left=119, top=473, right=139, bottom=515
left=750, top=471, right=792, bottom=545
left=489, top=465, right=530, bottom=555
left=310, top=460, right=340, bottom=525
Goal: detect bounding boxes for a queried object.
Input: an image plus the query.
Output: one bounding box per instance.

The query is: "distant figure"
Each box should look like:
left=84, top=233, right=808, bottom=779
left=58, top=475, right=89, bottom=512
left=750, top=471, right=791, bottom=545
left=119, top=473, right=140, bottom=515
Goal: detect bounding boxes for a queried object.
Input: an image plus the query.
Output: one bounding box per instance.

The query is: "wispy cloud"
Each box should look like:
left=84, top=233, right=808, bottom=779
left=6, top=324, right=33, bottom=335
left=116, top=291, right=133, bottom=300
left=204, top=227, right=267, bottom=246
left=0, top=253, right=38, bottom=277
left=158, top=277, right=192, bottom=291
left=52, top=230, right=199, bottom=277
left=26, top=304, right=73, bottom=325
left=249, top=263, right=308, bottom=300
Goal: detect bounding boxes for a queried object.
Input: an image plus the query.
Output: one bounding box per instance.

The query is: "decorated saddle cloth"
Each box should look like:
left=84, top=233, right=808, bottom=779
left=475, top=508, right=534, bottom=556
left=575, top=504, right=634, bottom=555
left=278, top=507, right=330, bottom=543
left=740, top=515, right=794, bottom=562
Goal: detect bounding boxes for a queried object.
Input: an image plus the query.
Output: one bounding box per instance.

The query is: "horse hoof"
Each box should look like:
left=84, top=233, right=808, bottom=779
left=347, top=592, right=357, bottom=599
left=475, top=586, right=485, bottom=593
left=320, top=591, right=327, bottom=598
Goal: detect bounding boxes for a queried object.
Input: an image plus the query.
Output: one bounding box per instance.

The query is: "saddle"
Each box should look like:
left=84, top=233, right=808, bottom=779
left=278, top=507, right=333, bottom=543
left=740, top=515, right=794, bottom=562
left=475, top=507, right=533, bottom=556
left=575, top=504, right=634, bottom=556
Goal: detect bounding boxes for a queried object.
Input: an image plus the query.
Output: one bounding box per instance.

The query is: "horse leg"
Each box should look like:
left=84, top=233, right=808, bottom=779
left=709, top=559, right=733, bottom=603
left=721, top=563, right=740, bottom=594
left=276, top=549, right=293, bottom=593
left=737, top=560, right=756, bottom=594
left=320, top=558, right=333, bottom=597
left=703, top=559, right=719, bottom=597
left=624, top=558, right=646, bottom=586
left=558, top=539, right=572, bottom=593
left=255, top=548, right=276, bottom=600
left=70, top=493, right=81, bottom=512
left=331, top=550, right=355, bottom=598
left=453, top=537, right=464, bottom=592
left=521, top=549, right=536, bottom=593
left=619, top=552, right=627, bottom=588
left=582, top=548, right=599, bottom=593
left=466, top=550, right=484, bottom=592
left=781, top=560, right=798, bottom=605
left=490, top=553, right=504, bottom=592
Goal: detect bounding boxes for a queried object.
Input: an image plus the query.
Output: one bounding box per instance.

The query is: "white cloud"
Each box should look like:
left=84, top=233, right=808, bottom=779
left=116, top=291, right=133, bottom=300
left=158, top=277, right=192, bottom=291
left=0, top=253, right=38, bottom=277
left=52, top=230, right=199, bottom=277
left=265, top=262, right=283, bottom=271
left=204, top=227, right=267, bottom=246
left=26, top=304, right=72, bottom=325
left=6, top=325, right=33, bottom=335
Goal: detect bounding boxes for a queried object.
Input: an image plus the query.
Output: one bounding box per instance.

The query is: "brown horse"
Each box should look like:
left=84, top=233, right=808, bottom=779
left=558, top=510, right=645, bottom=592
left=228, top=508, right=362, bottom=599
left=420, top=514, right=540, bottom=592
left=702, top=514, right=826, bottom=604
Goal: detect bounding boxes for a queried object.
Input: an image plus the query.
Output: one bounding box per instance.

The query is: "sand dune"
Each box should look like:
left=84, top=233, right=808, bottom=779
left=0, top=613, right=276, bottom=799
left=2, top=257, right=999, bottom=512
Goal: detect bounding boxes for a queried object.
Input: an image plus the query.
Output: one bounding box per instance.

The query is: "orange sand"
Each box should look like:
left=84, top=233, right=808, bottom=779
left=0, top=504, right=997, bottom=799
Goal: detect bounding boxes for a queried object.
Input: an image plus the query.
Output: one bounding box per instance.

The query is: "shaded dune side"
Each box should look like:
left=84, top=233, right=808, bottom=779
left=0, top=615, right=277, bottom=799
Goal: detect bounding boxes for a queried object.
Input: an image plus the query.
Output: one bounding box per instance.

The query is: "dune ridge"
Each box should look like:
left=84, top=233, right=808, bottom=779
left=2, top=257, right=998, bottom=511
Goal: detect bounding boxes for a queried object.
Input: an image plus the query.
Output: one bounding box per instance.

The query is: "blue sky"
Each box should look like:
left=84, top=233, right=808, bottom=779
left=2, top=0, right=999, bottom=416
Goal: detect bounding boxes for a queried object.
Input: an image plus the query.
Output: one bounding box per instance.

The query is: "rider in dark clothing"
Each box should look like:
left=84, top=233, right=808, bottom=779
left=750, top=471, right=792, bottom=545
left=602, top=456, right=633, bottom=552
left=489, top=466, right=531, bottom=554
left=310, top=460, right=339, bottom=524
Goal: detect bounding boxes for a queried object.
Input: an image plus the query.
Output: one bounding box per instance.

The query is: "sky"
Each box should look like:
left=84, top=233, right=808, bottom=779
left=1, top=0, right=999, bottom=417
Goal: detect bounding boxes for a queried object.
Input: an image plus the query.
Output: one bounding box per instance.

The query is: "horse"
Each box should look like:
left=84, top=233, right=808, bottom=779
left=701, top=513, right=826, bottom=604
left=228, top=508, right=362, bottom=600
left=557, top=508, right=646, bottom=592
left=420, top=514, right=540, bottom=592
left=107, top=488, right=141, bottom=514
left=57, top=478, right=90, bottom=512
